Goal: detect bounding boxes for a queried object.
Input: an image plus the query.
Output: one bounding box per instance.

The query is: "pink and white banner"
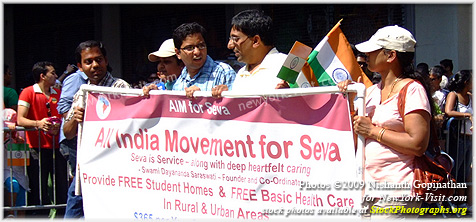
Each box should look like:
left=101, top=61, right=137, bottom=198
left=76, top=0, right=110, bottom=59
left=77, top=88, right=362, bottom=219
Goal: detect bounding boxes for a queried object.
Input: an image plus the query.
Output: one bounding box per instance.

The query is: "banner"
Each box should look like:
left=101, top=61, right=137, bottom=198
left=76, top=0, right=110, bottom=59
left=77, top=87, right=363, bottom=219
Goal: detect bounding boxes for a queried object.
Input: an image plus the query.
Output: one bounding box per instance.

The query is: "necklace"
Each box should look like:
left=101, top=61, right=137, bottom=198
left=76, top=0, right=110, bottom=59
left=386, top=76, right=402, bottom=99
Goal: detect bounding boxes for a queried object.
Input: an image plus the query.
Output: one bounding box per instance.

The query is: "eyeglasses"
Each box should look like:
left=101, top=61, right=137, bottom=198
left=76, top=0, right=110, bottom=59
left=429, top=78, right=438, bottom=81
left=46, top=102, right=51, bottom=117
left=358, top=62, right=367, bottom=66
left=180, top=43, right=207, bottom=52
left=229, top=36, right=249, bottom=44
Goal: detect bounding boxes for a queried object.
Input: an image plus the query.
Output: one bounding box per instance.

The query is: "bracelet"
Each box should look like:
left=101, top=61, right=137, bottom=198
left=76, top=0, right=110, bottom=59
left=377, top=128, right=386, bottom=142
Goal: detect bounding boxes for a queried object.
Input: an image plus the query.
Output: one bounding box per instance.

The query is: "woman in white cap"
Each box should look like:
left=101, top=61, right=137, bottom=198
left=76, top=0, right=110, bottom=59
left=338, top=25, right=434, bottom=218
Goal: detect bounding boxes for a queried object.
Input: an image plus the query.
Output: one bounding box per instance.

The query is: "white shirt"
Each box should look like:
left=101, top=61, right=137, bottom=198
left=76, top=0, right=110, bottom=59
left=457, top=97, right=473, bottom=135
left=440, top=75, right=448, bottom=89
left=231, top=48, right=287, bottom=91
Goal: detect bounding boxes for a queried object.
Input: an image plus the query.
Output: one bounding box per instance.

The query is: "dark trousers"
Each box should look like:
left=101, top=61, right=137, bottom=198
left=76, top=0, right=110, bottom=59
left=27, top=148, right=68, bottom=216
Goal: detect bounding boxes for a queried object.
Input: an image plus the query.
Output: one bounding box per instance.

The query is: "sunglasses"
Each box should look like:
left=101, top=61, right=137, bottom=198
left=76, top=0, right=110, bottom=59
left=358, top=62, right=367, bottom=66
left=46, top=102, right=51, bottom=117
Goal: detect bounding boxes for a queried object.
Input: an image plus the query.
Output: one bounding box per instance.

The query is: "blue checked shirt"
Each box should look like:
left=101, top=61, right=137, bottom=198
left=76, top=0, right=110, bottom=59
left=171, top=55, right=236, bottom=91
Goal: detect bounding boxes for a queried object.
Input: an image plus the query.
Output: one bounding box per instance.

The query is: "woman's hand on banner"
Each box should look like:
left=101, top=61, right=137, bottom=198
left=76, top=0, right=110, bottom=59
left=337, top=76, right=362, bottom=93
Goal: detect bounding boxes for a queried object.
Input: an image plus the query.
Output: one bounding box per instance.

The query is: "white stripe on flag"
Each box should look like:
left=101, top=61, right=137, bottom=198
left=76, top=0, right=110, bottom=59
left=294, top=71, right=312, bottom=88
left=282, top=53, right=307, bottom=72
left=316, top=39, right=352, bottom=84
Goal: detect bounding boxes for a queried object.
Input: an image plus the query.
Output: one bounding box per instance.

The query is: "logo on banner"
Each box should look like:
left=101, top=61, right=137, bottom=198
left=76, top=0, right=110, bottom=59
left=96, top=95, right=111, bottom=119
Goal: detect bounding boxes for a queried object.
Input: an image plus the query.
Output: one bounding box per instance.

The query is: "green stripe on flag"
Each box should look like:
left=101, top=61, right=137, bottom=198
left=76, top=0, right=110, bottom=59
left=308, top=50, right=335, bottom=86
left=7, top=143, right=29, bottom=151
left=277, top=66, right=299, bottom=84
left=277, top=53, right=307, bottom=84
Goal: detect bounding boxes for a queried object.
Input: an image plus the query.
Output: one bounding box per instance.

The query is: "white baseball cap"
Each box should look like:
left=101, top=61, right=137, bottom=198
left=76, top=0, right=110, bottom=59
left=355, top=25, right=416, bottom=53
left=148, top=39, right=176, bottom=62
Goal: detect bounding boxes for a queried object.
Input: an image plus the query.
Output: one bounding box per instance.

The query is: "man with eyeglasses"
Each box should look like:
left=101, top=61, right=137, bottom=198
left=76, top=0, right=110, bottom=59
left=17, top=61, right=68, bottom=216
left=212, top=9, right=287, bottom=97
left=170, top=22, right=235, bottom=98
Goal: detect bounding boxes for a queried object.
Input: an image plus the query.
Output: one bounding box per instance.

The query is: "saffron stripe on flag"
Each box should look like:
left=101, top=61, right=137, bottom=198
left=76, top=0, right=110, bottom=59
left=303, top=20, right=373, bottom=87
left=327, top=26, right=373, bottom=87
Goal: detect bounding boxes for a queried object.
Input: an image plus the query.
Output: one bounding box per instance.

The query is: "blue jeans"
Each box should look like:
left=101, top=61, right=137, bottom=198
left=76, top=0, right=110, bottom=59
left=64, top=176, right=83, bottom=218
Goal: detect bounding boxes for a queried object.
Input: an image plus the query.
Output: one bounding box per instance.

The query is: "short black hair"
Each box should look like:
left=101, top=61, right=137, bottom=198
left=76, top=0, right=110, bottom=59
left=75, top=40, right=107, bottom=65
left=429, top=65, right=445, bottom=78
left=32, top=61, right=54, bottom=83
left=231, top=9, right=274, bottom=46
left=173, top=22, right=207, bottom=50
left=439, top=59, right=453, bottom=71
left=416, top=62, right=429, bottom=76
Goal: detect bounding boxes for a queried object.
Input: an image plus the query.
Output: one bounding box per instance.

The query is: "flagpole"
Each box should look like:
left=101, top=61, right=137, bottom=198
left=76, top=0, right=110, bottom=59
left=327, top=18, right=344, bottom=36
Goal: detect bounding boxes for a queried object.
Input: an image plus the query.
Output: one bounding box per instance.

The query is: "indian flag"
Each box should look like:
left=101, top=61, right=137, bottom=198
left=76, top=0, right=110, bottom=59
left=6, top=143, right=30, bottom=166
left=302, top=20, right=373, bottom=87
left=277, top=41, right=312, bottom=85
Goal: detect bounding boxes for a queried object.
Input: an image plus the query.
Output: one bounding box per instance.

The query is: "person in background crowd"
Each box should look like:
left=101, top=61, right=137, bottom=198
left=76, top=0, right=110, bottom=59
left=357, top=53, right=381, bottom=85
left=132, top=77, right=147, bottom=89
left=62, top=40, right=130, bottom=218
left=439, top=59, right=454, bottom=90
left=428, top=65, right=449, bottom=145
left=147, top=73, right=159, bottom=83
left=57, top=63, right=88, bottom=191
left=211, top=9, right=287, bottom=98
left=3, top=107, right=28, bottom=218
left=416, top=62, right=429, bottom=76
left=16, top=61, right=68, bottom=217
left=143, top=38, right=185, bottom=92
left=54, top=64, right=80, bottom=90
left=338, top=25, right=432, bottom=218
left=4, top=65, right=19, bottom=111
left=429, top=65, right=449, bottom=113
left=57, top=64, right=79, bottom=83
left=444, top=69, right=472, bottom=212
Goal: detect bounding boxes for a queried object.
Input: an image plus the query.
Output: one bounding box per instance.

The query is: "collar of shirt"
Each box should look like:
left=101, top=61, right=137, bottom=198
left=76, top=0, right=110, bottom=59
left=33, top=83, right=59, bottom=94
left=91, top=72, right=115, bottom=87
left=240, top=47, right=280, bottom=77
left=78, top=70, right=88, bottom=81
left=181, top=55, right=214, bottom=82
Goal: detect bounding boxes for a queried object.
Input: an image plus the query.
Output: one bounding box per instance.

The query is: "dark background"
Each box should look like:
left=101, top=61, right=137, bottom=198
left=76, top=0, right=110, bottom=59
left=5, top=4, right=406, bottom=92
